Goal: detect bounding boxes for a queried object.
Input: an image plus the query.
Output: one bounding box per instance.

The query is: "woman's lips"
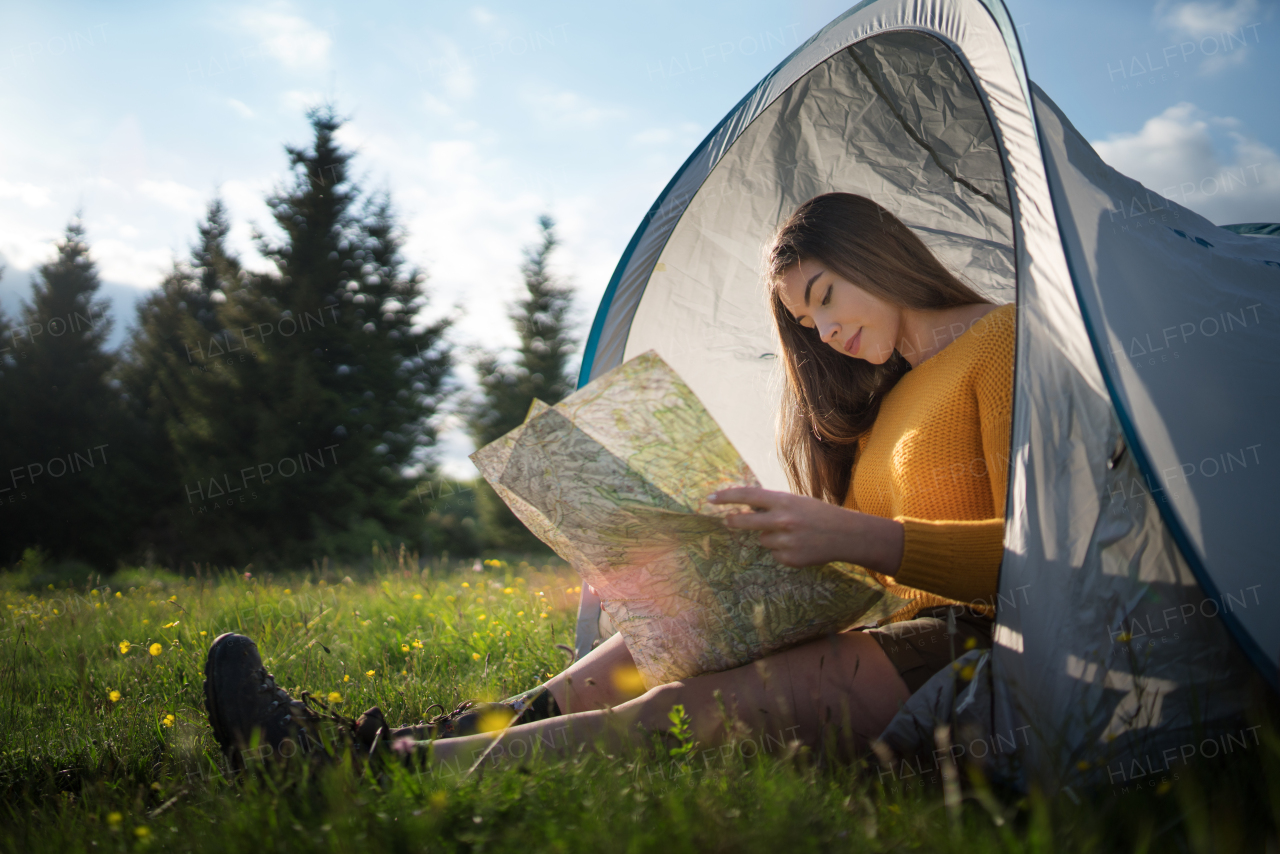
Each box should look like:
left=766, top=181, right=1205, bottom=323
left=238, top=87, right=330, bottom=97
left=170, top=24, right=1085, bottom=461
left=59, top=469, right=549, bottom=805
left=844, top=327, right=862, bottom=355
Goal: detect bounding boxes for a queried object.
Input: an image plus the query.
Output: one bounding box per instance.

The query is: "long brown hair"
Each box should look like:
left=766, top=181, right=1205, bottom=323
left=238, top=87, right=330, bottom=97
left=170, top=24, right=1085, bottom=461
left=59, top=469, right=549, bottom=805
left=765, top=192, right=992, bottom=503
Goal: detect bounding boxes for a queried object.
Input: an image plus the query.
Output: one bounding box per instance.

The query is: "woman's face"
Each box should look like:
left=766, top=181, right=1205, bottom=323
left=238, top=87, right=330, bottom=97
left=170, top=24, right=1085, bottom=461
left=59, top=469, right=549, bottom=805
left=777, top=260, right=902, bottom=365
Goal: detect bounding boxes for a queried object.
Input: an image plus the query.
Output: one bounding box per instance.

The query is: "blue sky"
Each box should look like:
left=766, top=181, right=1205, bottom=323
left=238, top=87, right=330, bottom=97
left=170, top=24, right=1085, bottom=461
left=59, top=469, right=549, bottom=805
left=1, top=0, right=1276, bottom=475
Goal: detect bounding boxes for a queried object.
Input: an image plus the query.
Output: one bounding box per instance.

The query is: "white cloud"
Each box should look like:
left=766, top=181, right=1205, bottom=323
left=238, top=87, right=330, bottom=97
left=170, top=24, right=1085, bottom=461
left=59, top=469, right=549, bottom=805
left=0, top=180, right=52, bottom=208
left=0, top=222, right=64, bottom=271
left=138, top=179, right=204, bottom=215
left=412, top=35, right=477, bottom=101
left=1154, top=0, right=1267, bottom=74
left=422, top=92, right=455, bottom=118
left=227, top=98, right=255, bottom=119
left=322, top=120, right=616, bottom=356
left=521, top=87, right=627, bottom=129
left=89, top=238, right=175, bottom=288
left=1092, top=102, right=1280, bottom=224
left=1156, top=0, right=1259, bottom=39
left=470, top=7, right=496, bottom=26
left=238, top=4, right=331, bottom=72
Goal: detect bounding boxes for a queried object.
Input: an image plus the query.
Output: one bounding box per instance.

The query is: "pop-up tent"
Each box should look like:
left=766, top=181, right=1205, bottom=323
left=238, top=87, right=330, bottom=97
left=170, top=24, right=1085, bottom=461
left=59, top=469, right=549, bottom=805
left=570, top=0, right=1279, bottom=792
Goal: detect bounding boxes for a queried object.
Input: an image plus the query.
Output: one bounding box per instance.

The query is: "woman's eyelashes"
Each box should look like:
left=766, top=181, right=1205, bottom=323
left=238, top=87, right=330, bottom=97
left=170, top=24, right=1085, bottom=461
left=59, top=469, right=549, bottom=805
left=821, top=284, right=832, bottom=306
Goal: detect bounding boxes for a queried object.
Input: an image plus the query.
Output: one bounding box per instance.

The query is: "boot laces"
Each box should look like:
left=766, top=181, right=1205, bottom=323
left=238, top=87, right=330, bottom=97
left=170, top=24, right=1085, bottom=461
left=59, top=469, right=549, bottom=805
left=256, top=668, right=291, bottom=702
left=424, top=700, right=481, bottom=728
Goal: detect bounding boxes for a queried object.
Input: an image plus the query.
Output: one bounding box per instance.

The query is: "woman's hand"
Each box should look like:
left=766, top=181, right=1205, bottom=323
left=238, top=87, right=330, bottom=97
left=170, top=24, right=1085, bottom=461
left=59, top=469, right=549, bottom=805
left=709, top=487, right=904, bottom=575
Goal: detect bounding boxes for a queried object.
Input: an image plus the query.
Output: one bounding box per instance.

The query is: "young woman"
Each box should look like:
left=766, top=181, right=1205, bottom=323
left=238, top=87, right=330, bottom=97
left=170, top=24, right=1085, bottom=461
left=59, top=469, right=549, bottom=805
left=204, top=192, right=1015, bottom=772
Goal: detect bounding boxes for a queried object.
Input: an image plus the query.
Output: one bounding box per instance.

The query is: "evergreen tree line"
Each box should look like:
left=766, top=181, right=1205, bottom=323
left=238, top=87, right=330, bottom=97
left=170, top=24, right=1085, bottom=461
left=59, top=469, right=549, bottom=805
left=0, top=106, right=578, bottom=572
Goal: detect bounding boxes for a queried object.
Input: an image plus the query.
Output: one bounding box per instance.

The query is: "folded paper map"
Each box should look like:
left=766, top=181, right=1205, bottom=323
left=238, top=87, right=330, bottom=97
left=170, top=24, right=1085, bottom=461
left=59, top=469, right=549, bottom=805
left=470, top=350, right=904, bottom=689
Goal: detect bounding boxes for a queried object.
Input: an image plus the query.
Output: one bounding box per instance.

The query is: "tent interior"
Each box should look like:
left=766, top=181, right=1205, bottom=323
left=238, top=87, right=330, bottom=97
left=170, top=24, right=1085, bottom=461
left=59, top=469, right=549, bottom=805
left=627, top=31, right=1016, bottom=492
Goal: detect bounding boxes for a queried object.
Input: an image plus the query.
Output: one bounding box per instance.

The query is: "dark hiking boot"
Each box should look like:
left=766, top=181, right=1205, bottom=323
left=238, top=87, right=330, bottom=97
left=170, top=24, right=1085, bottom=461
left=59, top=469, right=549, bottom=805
left=203, top=632, right=323, bottom=768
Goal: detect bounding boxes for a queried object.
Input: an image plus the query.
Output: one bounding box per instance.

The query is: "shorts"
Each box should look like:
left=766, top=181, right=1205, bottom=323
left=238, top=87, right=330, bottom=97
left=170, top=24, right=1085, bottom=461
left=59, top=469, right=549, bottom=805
left=854, top=605, right=994, bottom=694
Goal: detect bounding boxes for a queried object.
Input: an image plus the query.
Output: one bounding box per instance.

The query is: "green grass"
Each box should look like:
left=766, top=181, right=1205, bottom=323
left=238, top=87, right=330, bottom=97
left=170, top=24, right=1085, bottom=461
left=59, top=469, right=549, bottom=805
left=2, top=557, right=1279, bottom=853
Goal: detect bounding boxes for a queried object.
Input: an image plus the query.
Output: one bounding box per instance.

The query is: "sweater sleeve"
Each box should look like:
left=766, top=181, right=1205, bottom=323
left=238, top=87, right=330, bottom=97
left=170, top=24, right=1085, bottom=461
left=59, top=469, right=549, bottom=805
left=888, top=516, right=1004, bottom=605
left=886, top=310, right=1015, bottom=607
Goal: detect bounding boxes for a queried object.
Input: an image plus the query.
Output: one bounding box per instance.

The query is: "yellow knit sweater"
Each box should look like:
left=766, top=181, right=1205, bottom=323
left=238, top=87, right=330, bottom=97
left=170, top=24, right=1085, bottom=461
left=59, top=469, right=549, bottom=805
left=842, top=302, right=1015, bottom=622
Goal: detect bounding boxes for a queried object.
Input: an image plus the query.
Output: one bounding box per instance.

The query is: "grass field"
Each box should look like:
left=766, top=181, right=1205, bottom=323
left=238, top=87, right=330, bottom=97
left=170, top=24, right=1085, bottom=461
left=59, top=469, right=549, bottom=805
left=2, top=551, right=1278, bottom=853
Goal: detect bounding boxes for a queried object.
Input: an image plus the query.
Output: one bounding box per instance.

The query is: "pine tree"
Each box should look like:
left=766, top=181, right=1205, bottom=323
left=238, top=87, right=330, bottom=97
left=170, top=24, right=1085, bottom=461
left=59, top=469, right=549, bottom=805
left=126, top=105, right=452, bottom=567
left=118, top=198, right=247, bottom=564
left=0, top=219, right=140, bottom=568
left=469, top=214, right=576, bottom=446
left=468, top=214, right=577, bottom=551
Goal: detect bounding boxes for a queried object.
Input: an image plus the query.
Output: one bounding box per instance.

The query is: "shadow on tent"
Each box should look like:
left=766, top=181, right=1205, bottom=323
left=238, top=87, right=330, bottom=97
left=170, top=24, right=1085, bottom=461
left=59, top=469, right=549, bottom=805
left=571, top=0, right=1279, bottom=794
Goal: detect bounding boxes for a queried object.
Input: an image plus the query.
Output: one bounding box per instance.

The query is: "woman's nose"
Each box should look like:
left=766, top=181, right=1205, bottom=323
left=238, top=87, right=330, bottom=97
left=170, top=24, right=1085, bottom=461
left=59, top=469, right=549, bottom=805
left=819, top=321, right=840, bottom=343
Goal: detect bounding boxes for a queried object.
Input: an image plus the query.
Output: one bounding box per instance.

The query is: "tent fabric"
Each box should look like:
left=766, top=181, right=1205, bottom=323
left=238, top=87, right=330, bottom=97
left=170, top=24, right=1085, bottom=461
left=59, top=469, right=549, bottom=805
left=1036, top=89, right=1279, bottom=685
left=569, top=0, right=1274, bottom=793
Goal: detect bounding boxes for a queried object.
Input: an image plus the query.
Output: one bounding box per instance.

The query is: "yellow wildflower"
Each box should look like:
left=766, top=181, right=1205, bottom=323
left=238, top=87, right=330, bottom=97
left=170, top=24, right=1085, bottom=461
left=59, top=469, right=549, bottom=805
left=134, top=826, right=151, bottom=839
left=115, top=591, right=122, bottom=599
left=161, top=714, right=175, bottom=728
left=108, top=690, right=122, bottom=703
left=540, top=613, right=548, bottom=619
left=168, top=595, right=177, bottom=602
left=328, top=692, right=343, bottom=704
left=478, top=614, right=486, bottom=621
left=612, top=665, right=646, bottom=694
left=1077, top=760, right=1091, bottom=771
left=118, top=641, right=131, bottom=654
left=91, top=589, right=100, bottom=597
left=343, top=674, right=350, bottom=682
left=200, top=631, right=207, bottom=637
left=502, top=587, right=513, bottom=595
left=565, top=587, right=574, bottom=594
left=149, top=643, right=163, bottom=657
left=471, top=652, right=481, bottom=661
left=517, top=611, right=524, bottom=617
left=401, top=644, right=410, bottom=653
left=365, top=670, right=375, bottom=677
left=107, top=812, right=123, bottom=828
left=141, top=619, right=149, bottom=625
left=412, top=639, right=424, bottom=649
left=445, top=596, right=455, bottom=603
left=505, top=631, right=511, bottom=637
left=478, top=710, right=511, bottom=733
left=959, top=664, right=976, bottom=681
left=413, top=593, right=423, bottom=600
left=964, top=636, right=977, bottom=650
left=161, top=621, right=179, bottom=629
left=283, top=589, right=291, bottom=595
left=461, top=582, right=470, bottom=588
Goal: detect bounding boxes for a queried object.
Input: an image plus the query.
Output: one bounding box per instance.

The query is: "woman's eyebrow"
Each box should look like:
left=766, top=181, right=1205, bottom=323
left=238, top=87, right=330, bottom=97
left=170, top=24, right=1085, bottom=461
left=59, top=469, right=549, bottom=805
left=803, top=271, right=824, bottom=305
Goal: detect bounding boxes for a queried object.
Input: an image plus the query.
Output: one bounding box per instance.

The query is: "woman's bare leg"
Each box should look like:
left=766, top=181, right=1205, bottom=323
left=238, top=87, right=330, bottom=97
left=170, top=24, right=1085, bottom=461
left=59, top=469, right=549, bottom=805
left=541, top=632, right=646, bottom=712
left=426, top=629, right=909, bottom=774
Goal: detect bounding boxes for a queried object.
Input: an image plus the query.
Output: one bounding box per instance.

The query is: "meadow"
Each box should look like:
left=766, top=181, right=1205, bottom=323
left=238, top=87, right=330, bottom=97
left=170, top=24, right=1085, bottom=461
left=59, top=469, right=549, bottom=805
left=2, top=548, right=1278, bottom=853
